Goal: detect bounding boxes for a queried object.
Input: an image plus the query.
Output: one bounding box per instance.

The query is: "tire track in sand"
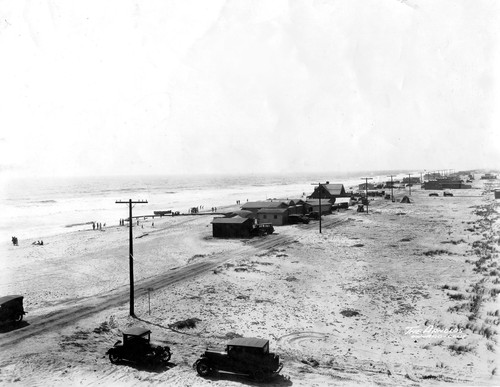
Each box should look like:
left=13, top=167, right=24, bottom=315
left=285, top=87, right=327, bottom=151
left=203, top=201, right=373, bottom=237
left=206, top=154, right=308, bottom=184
left=0, top=234, right=295, bottom=351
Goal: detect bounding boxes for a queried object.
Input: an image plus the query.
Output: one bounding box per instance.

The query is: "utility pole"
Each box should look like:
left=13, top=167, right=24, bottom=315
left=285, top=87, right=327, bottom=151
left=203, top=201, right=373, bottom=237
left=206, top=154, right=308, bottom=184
left=116, top=199, right=148, bottom=316
left=408, top=174, right=412, bottom=195
left=387, top=175, right=395, bottom=201
left=311, top=182, right=328, bottom=233
left=361, top=177, right=373, bottom=214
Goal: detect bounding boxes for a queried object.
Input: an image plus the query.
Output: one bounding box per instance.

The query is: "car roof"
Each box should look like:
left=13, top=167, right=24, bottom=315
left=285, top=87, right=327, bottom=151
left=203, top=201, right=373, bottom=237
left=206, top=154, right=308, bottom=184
left=0, top=295, right=23, bottom=304
left=122, top=327, right=151, bottom=336
left=227, top=337, right=269, bottom=348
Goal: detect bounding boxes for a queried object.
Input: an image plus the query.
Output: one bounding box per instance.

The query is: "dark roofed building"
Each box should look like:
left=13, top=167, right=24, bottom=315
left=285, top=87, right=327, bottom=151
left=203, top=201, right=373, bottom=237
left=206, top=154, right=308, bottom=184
left=241, top=201, right=289, bottom=215
left=211, top=216, right=254, bottom=238
left=257, top=208, right=289, bottom=226
left=358, top=183, right=376, bottom=191
left=423, top=180, right=471, bottom=190
left=305, top=199, right=332, bottom=215
left=309, top=183, right=346, bottom=201
left=224, top=210, right=255, bottom=219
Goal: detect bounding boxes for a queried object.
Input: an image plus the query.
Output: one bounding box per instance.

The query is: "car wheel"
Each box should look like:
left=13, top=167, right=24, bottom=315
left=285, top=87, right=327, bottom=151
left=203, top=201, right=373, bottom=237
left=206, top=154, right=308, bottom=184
left=165, top=349, right=172, bottom=362
left=196, top=359, right=211, bottom=376
left=253, top=369, right=265, bottom=382
left=109, top=352, right=121, bottom=364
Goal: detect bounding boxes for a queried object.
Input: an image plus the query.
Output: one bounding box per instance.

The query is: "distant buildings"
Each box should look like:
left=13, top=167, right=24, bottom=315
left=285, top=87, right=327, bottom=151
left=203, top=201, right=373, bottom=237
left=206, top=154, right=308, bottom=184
left=423, top=178, right=472, bottom=190
left=309, top=183, right=346, bottom=201
left=358, top=183, right=376, bottom=191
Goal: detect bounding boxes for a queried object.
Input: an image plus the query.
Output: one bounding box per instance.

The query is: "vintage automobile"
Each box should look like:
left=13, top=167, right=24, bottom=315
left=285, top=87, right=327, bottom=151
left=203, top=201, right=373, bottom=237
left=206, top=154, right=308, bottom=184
left=428, top=193, right=439, bottom=197
left=107, top=327, right=171, bottom=366
left=251, top=223, right=274, bottom=237
left=288, top=214, right=310, bottom=224
left=306, top=211, right=320, bottom=220
left=194, top=337, right=283, bottom=382
left=0, top=295, right=26, bottom=324
left=443, top=191, right=454, bottom=197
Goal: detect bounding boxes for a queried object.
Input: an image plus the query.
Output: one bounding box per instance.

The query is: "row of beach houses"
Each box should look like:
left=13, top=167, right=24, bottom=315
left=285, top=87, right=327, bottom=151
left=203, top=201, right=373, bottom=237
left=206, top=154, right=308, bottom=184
left=211, top=183, right=353, bottom=238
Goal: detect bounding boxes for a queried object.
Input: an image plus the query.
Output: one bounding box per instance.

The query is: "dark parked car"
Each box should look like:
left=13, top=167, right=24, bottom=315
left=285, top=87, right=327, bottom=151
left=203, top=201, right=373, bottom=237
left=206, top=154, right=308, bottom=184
left=443, top=191, right=454, bottom=197
left=194, top=337, right=283, bottom=382
left=251, top=223, right=274, bottom=237
left=288, top=214, right=310, bottom=224
left=107, top=327, right=171, bottom=366
left=428, top=193, right=439, bottom=197
left=306, top=211, right=320, bottom=220
left=0, top=295, right=26, bottom=324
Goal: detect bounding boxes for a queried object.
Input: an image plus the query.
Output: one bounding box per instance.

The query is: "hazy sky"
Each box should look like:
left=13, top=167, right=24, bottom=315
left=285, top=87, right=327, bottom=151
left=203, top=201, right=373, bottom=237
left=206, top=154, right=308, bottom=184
left=0, top=0, right=499, bottom=178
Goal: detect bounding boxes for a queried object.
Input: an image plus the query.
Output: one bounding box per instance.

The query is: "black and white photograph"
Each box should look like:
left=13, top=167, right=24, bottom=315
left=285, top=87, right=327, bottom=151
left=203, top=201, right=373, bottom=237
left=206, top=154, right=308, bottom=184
left=1, top=0, right=499, bottom=385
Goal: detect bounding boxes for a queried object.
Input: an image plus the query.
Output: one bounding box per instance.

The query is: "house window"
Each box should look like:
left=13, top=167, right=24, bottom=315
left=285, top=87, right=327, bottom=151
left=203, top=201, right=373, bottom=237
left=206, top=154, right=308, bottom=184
left=274, top=215, right=278, bottom=219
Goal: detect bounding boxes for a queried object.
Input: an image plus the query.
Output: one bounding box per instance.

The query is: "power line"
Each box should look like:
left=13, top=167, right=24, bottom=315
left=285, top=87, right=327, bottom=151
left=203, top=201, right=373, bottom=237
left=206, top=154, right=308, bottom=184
left=116, top=199, right=148, bottom=316
left=361, top=177, right=373, bottom=214
left=387, top=175, right=395, bottom=201
left=311, top=182, right=329, bottom=233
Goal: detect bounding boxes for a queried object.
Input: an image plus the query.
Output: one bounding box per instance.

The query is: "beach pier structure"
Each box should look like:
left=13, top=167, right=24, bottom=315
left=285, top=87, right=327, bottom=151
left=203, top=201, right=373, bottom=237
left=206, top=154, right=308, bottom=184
left=116, top=199, right=148, bottom=316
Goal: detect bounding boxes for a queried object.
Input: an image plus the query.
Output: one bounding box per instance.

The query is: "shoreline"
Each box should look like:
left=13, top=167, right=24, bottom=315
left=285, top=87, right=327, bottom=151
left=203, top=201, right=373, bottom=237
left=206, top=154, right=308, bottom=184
left=1, top=181, right=499, bottom=385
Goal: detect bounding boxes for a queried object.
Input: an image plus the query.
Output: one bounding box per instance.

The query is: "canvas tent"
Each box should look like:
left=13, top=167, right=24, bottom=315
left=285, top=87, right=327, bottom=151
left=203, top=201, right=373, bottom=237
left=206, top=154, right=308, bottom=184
left=400, top=196, right=411, bottom=203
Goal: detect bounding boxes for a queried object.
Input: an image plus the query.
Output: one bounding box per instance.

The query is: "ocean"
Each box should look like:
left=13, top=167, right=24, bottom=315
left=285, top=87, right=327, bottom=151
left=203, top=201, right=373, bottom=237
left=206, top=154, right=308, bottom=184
left=1, top=171, right=410, bottom=241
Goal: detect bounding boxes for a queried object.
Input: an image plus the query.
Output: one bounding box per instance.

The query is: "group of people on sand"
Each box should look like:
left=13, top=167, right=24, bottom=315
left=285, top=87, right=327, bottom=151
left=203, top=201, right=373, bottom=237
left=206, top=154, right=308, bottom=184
left=32, top=240, right=44, bottom=245
left=92, top=222, right=105, bottom=230
left=11, top=236, right=18, bottom=246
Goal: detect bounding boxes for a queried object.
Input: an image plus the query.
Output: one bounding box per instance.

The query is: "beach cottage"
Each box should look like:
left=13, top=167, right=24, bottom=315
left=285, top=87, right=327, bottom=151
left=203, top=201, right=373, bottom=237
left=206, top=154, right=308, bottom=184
left=358, top=183, right=376, bottom=191
left=309, top=183, right=346, bottom=202
left=305, top=199, right=332, bottom=215
left=241, top=201, right=289, bottom=216
left=289, top=198, right=306, bottom=214
left=257, top=208, right=289, bottom=226
left=211, top=216, right=254, bottom=238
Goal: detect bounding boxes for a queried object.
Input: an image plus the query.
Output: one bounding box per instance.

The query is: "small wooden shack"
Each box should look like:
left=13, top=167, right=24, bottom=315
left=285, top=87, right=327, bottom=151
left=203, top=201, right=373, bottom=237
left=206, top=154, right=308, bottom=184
left=309, top=183, right=346, bottom=201
left=241, top=201, right=289, bottom=216
left=305, top=199, right=332, bottom=214
left=211, top=216, right=254, bottom=238
left=257, top=208, right=289, bottom=226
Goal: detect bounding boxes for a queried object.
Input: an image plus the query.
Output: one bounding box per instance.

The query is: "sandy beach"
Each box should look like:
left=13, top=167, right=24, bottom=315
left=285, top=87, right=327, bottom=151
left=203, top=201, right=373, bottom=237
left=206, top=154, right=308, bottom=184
left=0, top=178, right=499, bottom=386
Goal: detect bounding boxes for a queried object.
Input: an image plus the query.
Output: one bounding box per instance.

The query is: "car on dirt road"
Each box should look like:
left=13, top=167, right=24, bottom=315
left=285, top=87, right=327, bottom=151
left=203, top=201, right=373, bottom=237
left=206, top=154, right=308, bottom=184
left=443, top=191, right=454, bottom=197
left=251, top=223, right=275, bottom=236
left=306, top=211, right=320, bottom=220
left=288, top=214, right=310, bottom=224
left=428, top=193, right=439, bottom=197
left=0, top=295, right=26, bottom=325
left=107, top=327, right=171, bottom=367
left=193, top=337, right=283, bottom=382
